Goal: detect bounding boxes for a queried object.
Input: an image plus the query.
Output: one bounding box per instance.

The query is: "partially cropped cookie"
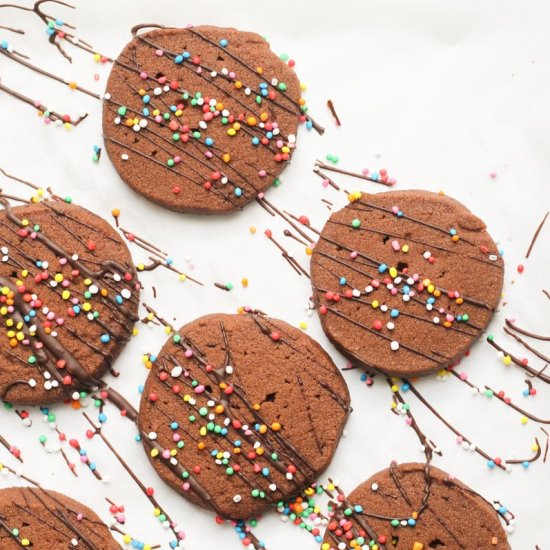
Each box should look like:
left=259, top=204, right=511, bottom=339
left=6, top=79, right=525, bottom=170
left=0, top=486, right=120, bottom=548
left=0, top=199, right=140, bottom=404
left=103, top=25, right=307, bottom=214
left=138, top=312, right=350, bottom=520
left=311, top=190, right=504, bottom=377
left=322, top=462, right=510, bottom=549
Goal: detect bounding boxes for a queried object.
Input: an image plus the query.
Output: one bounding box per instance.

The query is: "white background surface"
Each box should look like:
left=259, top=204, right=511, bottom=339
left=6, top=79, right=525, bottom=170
left=1, top=1, right=549, bottom=548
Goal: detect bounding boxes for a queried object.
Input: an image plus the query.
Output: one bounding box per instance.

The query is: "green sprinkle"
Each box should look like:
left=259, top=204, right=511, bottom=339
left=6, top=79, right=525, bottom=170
left=117, top=106, right=127, bottom=116
left=64, top=197, right=72, bottom=204
left=278, top=82, right=287, bottom=91
left=38, top=435, right=47, bottom=444
left=167, top=159, right=175, bottom=167
left=173, top=334, right=181, bottom=344
left=351, top=219, right=361, bottom=228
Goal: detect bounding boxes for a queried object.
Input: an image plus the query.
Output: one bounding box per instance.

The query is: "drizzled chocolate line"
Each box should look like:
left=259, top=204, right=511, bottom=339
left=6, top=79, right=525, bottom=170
left=315, top=161, right=393, bottom=187
left=403, top=380, right=508, bottom=470
left=487, top=337, right=550, bottom=384
left=313, top=168, right=343, bottom=191
left=283, top=228, right=308, bottom=246
left=504, top=327, right=550, bottom=364
left=505, top=319, right=550, bottom=341
left=543, top=289, right=550, bottom=301
left=0, top=81, right=88, bottom=125
left=265, top=231, right=309, bottom=277
left=525, top=210, right=548, bottom=259
left=82, top=412, right=180, bottom=545
left=0, top=433, right=22, bottom=462
left=326, top=99, right=341, bottom=126
left=0, top=47, right=101, bottom=98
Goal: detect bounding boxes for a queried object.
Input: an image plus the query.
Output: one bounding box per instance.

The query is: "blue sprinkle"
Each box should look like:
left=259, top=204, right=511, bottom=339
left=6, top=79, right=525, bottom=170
left=166, top=258, right=173, bottom=265
left=262, top=467, right=270, bottom=476
left=79, top=449, right=87, bottom=456
left=390, top=309, right=400, bottom=318
left=36, top=261, right=43, bottom=268
left=174, top=55, right=184, bottom=64
left=98, top=413, right=107, bottom=423
left=401, top=383, right=410, bottom=392
left=378, top=263, right=388, bottom=273
left=182, top=51, right=190, bottom=59
left=93, top=144, right=100, bottom=153
left=46, top=28, right=55, bottom=35
left=170, top=422, right=179, bottom=430
left=55, top=18, right=64, bottom=26
left=397, top=210, right=404, bottom=217
left=427, top=297, right=435, bottom=304
left=219, top=39, right=228, bottom=47
left=354, top=505, right=363, bottom=513
left=408, top=518, right=416, bottom=527
left=487, top=460, right=495, bottom=469
left=143, top=94, right=150, bottom=104
left=252, top=137, right=260, bottom=146
left=72, top=306, right=80, bottom=314
left=100, top=334, right=110, bottom=344
left=142, top=108, right=150, bottom=116
left=115, top=295, right=123, bottom=304
left=339, top=277, right=347, bottom=285
left=522, top=461, right=530, bottom=468
left=261, top=88, right=268, bottom=97
left=221, top=428, right=228, bottom=436
left=371, top=171, right=379, bottom=181
left=402, top=285, right=411, bottom=294
left=138, top=384, right=144, bottom=393
left=149, top=355, right=157, bottom=362
left=211, top=449, right=218, bottom=457
left=259, top=82, right=268, bottom=89
left=234, top=440, right=242, bottom=447
left=450, top=228, right=457, bottom=236
left=234, top=187, right=243, bottom=197
left=266, top=131, right=273, bottom=139
left=360, top=373, right=367, bottom=381
left=89, top=462, right=96, bottom=471
left=498, top=506, right=507, bottom=515
left=205, top=137, right=214, bottom=147
left=1, top=41, right=8, bottom=50
left=134, top=434, right=141, bottom=442
left=523, top=389, right=530, bottom=396
left=306, top=120, right=313, bottom=130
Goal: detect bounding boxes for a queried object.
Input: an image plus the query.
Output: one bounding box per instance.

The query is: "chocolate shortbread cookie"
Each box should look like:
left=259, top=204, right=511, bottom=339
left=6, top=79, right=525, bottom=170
left=103, top=25, right=308, bottom=214
left=0, top=199, right=140, bottom=404
left=0, top=486, right=120, bottom=549
left=138, top=311, right=350, bottom=520
left=311, top=190, right=504, bottom=377
left=322, top=462, right=511, bottom=549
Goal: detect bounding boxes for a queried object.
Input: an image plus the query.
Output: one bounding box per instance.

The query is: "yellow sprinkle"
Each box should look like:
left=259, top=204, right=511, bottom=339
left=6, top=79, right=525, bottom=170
left=413, top=543, right=424, bottom=550
left=241, top=277, right=249, bottom=288
left=520, top=416, right=528, bottom=425
left=227, top=128, right=236, bottom=137
left=300, top=83, right=307, bottom=91
left=402, top=244, right=409, bottom=253
left=222, top=153, right=231, bottom=163
left=299, top=322, right=307, bottom=330
left=68, top=82, right=77, bottom=89
left=178, top=274, right=187, bottom=282
left=503, top=355, right=512, bottom=366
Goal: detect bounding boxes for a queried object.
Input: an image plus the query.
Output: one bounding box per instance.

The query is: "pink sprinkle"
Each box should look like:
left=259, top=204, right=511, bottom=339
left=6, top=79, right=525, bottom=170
left=77, top=514, right=83, bottom=521
left=405, top=417, right=412, bottom=425
left=155, top=49, right=163, bottom=56
left=162, top=450, right=170, bottom=459
left=59, top=258, right=67, bottom=265
left=94, top=74, right=100, bottom=82
left=258, top=170, right=267, bottom=177
left=391, top=205, right=399, bottom=214
left=456, top=436, right=463, bottom=444
left=116, top=513, right=125, bottom=523
left=173, top=433, right=181, bottom=442
left=173, top=156, right=181, bottom=164
left=276, top=139, right=284, bottom=148
left=459, top=372, right=468, bottom=380
left=350, top=251, right=358, bottom=259
left=204, top=151, right=213, bottom=158
left=44, top=118, right=51, bottom=125
left=322, top=178, right=330, bottom=188
left=391, top=240, right=400, bottom=251
left=362, top=168, right=369, bottom=175
left=34, top=100, right=41, bottom=108
left=257, top=192, right=265, bottom=199
left=184, top=349, right=193, bottom=358
left=194, top=385, right=205, bottom=394
left=56, top=318, right=64, bottom=325
left=182, top=482, right=190, bottom=491
left=490, top=171, right=497, bottom=179
left=196, top=67, right=202, bottom=74
left=47, top=312, right=55, bottom=320
left=388, top=177, right=397, bottom=185
left=390, top=288, right=398, bottom=296
left=139, top=71, right=148, bottom=80
left=228, top=71, right=236, bottom=79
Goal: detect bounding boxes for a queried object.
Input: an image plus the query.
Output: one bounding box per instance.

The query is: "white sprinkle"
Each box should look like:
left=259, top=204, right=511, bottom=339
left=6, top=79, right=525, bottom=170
left=233, top=494, right=242, bottom=503
left=148, top=432, right=157, bottom=440
left=390, top=341, right=400, bottom=351
left=387, top=322, right=395, bottom=331
left=225, top=365, right=234, bottom=374
left=153, top=87, right=162, bottom=96
left=171, top=366, right=183, bottom=378
left=28, top=379, right=37, bottom=388
left=121, top=288, right=131, bottom=299
left=121, top=154, right=129, bottom=161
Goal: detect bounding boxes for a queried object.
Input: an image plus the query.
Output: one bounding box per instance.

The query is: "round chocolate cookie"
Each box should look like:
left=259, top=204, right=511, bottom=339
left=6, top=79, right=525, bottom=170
left=103, top=25, right=308, bottom=214
left=0, top=199, right=140, bottom=405
left=310, top=190, right=504, bottom=377
left=322, top=462, right=511, bottom=550
left=0, top=486, right=120, bottom=549
left=138, top=311, right=350, bottom=520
